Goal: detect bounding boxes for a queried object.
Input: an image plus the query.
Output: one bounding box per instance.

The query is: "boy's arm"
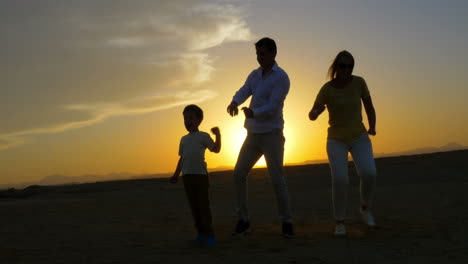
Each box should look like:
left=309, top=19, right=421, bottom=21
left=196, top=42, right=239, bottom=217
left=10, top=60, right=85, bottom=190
left=210, top=127, right=221, bottom=153
left=169, top=157, right=182, bottom=184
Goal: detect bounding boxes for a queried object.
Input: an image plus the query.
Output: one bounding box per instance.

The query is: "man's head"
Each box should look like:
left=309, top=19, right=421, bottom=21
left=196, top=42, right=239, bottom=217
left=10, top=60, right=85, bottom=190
left=183, top=104, right=203, bottom=132
left=255, top=37, right=276, bottom=69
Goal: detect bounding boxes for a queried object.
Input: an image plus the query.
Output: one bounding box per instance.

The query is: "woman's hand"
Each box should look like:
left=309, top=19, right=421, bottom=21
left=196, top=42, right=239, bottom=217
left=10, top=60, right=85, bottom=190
left=309, top=103, right=325, bottom=121
left=169, top=175, right=178, bottom=184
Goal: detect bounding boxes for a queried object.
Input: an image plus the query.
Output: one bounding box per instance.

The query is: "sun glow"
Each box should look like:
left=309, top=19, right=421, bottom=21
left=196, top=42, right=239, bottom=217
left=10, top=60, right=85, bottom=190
left=220, top=120, right=245, bottom=167
left=213, top=119, right=268, bottom=169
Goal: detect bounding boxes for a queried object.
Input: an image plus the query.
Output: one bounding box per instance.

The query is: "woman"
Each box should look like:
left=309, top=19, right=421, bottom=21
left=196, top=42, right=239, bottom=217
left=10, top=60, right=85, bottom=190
left=309, top=50, right=377, bottom=236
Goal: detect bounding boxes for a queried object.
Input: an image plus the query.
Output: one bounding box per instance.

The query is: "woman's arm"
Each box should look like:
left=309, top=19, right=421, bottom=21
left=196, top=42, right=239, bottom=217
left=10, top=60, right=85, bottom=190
left=308, top=103, right=326, bottom=121
left=362, top=96, right=376, bottom=135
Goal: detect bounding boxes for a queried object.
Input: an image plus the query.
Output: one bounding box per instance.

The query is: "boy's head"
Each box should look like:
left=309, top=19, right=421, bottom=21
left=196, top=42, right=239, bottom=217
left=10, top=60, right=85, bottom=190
left=183, top=104, right=203, bottom=132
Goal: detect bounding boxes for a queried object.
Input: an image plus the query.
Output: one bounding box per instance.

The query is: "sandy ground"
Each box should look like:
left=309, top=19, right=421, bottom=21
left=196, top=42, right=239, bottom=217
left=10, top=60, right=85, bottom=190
left=1, top=150, right=467, bottom=263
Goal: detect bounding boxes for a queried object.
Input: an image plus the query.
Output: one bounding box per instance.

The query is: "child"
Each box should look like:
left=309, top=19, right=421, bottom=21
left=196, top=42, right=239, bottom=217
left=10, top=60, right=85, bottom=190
left=169, top=104, right=221, bottom=246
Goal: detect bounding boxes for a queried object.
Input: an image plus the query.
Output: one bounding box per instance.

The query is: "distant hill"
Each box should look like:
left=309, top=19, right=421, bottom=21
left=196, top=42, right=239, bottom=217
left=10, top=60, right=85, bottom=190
left=1, top=143, right=466, bottom=190
left=0, top=172, right=170, bottom=190
left=209, top=165, right=235, bottom=172
left=375, top=142, right=467, bottom=158
left=287, top=143, right=468, bottom=166
left=37, top=173, right=144, bottom=186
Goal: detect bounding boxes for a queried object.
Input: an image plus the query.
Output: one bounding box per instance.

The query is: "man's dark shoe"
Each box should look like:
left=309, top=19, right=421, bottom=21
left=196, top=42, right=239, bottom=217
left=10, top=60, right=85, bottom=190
left=282, top=222, right=294, bottom=238
left=232, top=220, right=250, bottom=235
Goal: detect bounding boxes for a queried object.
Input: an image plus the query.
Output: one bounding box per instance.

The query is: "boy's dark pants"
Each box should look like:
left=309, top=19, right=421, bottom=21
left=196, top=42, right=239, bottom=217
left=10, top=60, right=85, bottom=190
left=182, top=174, right=214, bottom=236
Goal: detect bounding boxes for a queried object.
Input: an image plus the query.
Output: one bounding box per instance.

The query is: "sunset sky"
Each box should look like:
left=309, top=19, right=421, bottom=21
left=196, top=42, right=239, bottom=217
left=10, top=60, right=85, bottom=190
left=2, top=0, right=468, bottom=186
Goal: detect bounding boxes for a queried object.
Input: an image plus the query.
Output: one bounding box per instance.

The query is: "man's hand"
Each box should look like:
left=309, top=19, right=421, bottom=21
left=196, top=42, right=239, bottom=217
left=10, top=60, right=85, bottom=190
left=227, top=102, right=239, bottom=117
left=211, top=127, right=220, bottom=136
left=169, top=175, right=178, bottom=184
left=368, top=128, right=376, bottom=136
left=241, top=107, right=254, bottom=118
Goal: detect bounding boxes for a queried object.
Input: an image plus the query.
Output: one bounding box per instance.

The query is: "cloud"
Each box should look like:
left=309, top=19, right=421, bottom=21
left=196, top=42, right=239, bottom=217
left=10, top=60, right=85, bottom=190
left=1, top=0, right=253, bottom=150
left=0, top=137, right=25, bottom=151
left=105, top=37, right=148, bottom=48
left=74, top=1, right=254, bottom=84
left=158, top=3, right=255, bottom=51
left=179, top=53, right=215, bottom=83
left=71, top=1, right=255, bottom=51
left=0, top=90, right=217, bottom=150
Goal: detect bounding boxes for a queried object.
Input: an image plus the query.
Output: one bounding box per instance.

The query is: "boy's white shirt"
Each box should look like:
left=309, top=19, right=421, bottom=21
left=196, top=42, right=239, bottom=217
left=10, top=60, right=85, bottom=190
left=179, top=131, right=215, bottom=175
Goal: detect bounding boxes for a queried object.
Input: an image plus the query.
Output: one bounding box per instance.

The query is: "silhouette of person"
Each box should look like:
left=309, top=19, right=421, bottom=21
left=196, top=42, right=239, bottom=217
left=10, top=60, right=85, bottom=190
left=170, top=104, right=221, bottom=246
left=309, top=50, right=377, bottom=236
left=227, top=37, right=294, bottom=238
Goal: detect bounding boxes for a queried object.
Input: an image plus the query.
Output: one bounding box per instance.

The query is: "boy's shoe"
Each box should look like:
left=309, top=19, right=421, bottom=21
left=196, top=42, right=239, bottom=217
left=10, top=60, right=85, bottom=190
left=334, top=223, right=347, bottom=237
left=195, top=234, right=205, bottom=243
left=232, top=220, right=250, bottom=235
left=360, top=209, right=376, bottom=227
left=187, top=234, right=205, bottom=247
left=282, top=222, right=295, bottom=238
left=205, top=235, right=216, bottom=246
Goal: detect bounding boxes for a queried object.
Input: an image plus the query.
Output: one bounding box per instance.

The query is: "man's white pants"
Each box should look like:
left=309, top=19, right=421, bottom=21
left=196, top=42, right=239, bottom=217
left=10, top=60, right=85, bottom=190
left=233, top=129, right=292, bottom=223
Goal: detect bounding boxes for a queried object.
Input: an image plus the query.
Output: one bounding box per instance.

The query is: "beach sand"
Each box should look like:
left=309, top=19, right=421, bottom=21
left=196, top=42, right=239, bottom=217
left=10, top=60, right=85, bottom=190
left=1, top=150, right=467, bottom=263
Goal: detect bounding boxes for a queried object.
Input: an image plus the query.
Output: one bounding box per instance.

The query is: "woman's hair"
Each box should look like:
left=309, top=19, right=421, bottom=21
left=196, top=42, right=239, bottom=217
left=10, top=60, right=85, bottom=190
left=327, top=50, right=355, bottom=80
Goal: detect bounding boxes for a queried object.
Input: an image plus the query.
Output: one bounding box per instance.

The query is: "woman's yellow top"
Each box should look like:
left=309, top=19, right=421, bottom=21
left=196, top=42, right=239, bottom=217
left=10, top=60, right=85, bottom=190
left=315, top=75, right=370, bottom=143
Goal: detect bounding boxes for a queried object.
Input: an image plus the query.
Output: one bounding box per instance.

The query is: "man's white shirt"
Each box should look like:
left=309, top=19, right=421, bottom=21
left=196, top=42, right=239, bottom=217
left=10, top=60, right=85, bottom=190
left=232, top=62, right=290, bottom=133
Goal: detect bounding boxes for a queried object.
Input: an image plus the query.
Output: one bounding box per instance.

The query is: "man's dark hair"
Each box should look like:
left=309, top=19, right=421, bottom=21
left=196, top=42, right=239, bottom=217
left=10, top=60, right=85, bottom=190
left=183, top=104, right=204, bottom=120
left=255, top=37, right=277, bottom=55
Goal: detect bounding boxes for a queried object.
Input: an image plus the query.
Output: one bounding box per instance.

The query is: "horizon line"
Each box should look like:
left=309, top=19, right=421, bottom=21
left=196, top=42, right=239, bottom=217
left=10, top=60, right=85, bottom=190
left=2, top=148, right=467, bottom=190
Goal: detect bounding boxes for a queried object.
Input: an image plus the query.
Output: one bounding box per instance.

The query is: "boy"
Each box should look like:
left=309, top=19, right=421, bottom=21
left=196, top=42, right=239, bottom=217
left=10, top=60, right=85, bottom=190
left=169, top=104, right=221, bottom=246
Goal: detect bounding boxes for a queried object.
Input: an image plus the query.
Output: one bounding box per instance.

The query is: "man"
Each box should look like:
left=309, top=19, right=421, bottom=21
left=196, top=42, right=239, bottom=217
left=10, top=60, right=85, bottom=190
left=227, top=37, right=294, bottom=238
